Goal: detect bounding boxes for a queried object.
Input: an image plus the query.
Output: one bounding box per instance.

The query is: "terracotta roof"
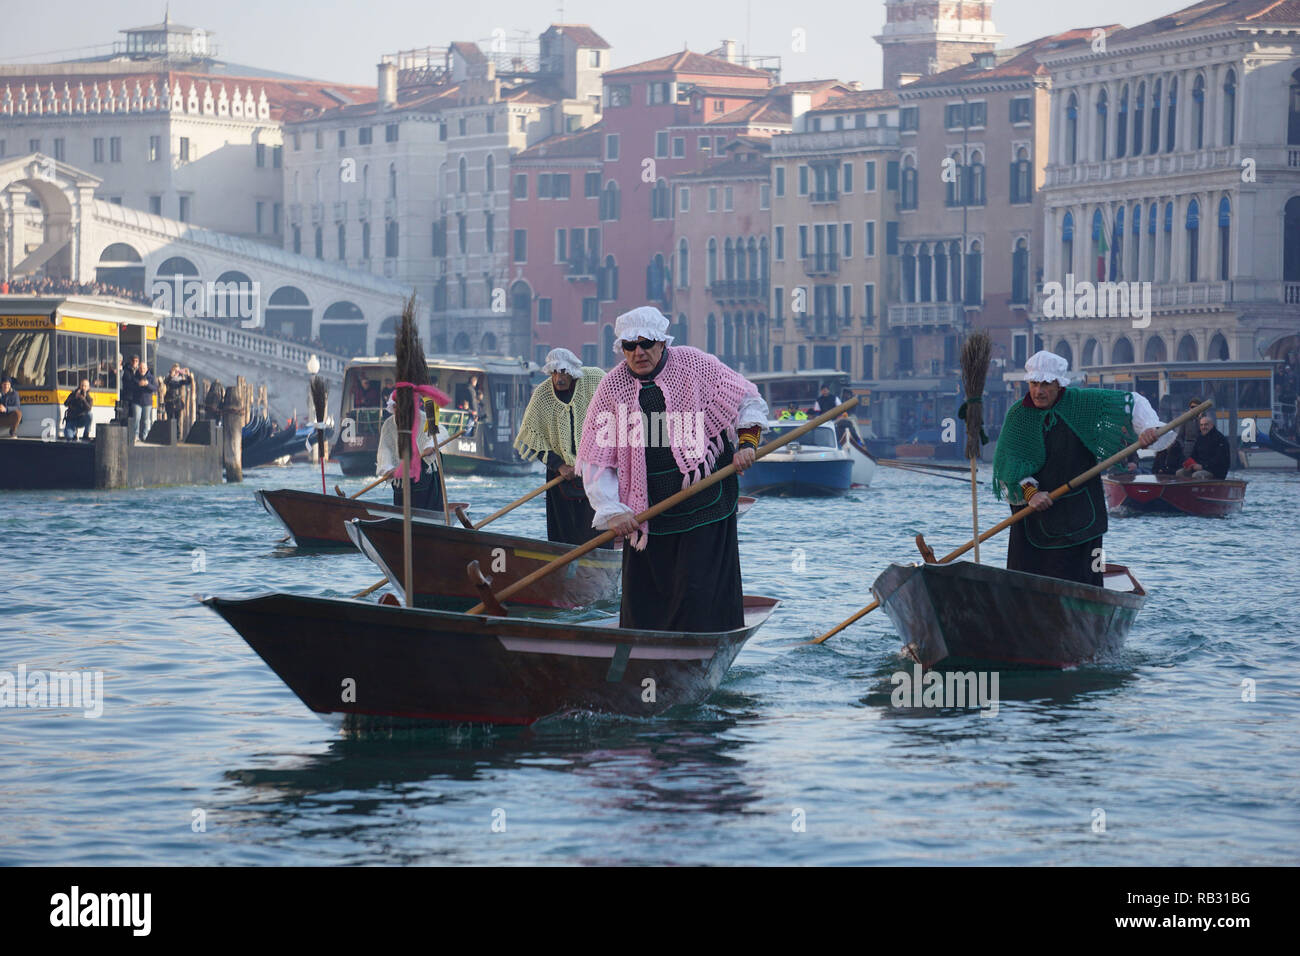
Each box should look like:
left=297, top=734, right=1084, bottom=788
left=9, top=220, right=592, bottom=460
left=605, top=50, right=772, bottom=79
left=1104, top=0, right=1300, bottom=46
left=905, top=27, right=1112, bottom=89
left=690, top=84, right=767, bottom=98
left=541, top=24, right=611, bottom=49
left=808, top=89, right=899, bottom=112
left=514, top=122, right=604, bottom=161
left=770, top=79, right=851, bottom=95
left=709, top=98, right=791, bottom=125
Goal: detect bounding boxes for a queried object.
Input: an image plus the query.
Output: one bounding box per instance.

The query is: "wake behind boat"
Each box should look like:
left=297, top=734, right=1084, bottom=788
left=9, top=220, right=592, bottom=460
left=203, top=592, right=779, bottom=727
left=1103, top=473, right=1247, bottom=517
left=256, top=487, right=469, bottom=548
left=872, top=560, right=1146, bottom=669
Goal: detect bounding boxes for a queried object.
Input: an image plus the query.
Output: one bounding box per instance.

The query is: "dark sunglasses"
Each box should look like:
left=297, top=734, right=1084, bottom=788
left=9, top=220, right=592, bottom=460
left=620, top=339, right=660, bottom=352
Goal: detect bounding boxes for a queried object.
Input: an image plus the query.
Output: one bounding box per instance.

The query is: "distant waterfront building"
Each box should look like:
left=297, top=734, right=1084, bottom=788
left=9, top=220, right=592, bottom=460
left=875, top=0, right=1003, bottom=89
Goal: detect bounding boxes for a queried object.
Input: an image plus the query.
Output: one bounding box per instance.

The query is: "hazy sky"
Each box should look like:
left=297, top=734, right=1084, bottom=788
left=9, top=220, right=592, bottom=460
left=1, top=0, right=1184, bottom=88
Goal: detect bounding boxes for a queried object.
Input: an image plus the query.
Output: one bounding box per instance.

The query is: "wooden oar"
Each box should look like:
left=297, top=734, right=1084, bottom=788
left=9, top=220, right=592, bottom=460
left=874, top=459, right=983, bottom=483
left=471, top=476, right=564, bottom=530
left=807, top=398, right=1215, bottom=645
left=465, top=398, right=860, bottom=616
left=335, top=429, right=465, bottom=499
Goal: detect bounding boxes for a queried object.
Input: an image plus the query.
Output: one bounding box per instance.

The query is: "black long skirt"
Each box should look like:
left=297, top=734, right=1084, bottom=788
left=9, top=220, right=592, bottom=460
left=1006, top=517, right=1103, bottom=587
left=544, top=469, right=603, bottom=546
left=619, top=512, right=744, bottom=633
left=392, top=459, right=443, bottom=511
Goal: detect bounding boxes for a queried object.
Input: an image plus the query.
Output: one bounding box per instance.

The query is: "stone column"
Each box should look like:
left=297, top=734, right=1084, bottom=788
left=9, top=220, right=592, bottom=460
left=221, top=385, right=243, bottom=483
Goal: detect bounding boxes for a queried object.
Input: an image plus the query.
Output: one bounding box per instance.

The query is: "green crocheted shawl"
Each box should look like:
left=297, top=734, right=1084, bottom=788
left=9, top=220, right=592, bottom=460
left=992, top=387, right=1134, bottom=500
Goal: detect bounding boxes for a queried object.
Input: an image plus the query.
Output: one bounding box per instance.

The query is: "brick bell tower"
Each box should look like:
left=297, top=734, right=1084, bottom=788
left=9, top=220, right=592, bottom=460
left=875, top=0, right=1004, bottom=88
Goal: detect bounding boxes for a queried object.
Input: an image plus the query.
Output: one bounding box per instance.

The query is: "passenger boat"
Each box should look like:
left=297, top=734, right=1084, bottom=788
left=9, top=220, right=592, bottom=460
left=255, top=487, right=469, bottom=548
left=346, top=496, right=759, bottom=609
left=347, top=515, right=623, bottom=611
left=871, top=560, right=1146, bottom=669
left=334, top=355, right=541, bottom=477
left=1102, top=474, right=1247, bottom=517
left=202, top=592, right=780, bottom=727
left=841, top=434, right=878, bottom=488
left=737, top=421, right=853, bottom=497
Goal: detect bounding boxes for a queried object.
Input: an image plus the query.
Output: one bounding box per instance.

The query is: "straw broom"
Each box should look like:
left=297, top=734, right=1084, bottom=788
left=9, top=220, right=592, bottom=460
left=959, top=331, right=992, bottom=564
left=393, top=295, right=427, bottom=608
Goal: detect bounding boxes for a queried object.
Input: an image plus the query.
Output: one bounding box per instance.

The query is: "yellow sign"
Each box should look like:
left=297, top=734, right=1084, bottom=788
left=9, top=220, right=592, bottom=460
left=58, top=316, right=119, bottom=336
left=17, top=390, right=57, bottom=404
left=0, top=315, right=54, bottom=330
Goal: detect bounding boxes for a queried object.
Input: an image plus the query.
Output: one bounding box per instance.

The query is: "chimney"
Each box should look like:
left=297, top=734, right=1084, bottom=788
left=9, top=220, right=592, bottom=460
left=722, top=39, right=737, bottom=63
left=378, top=61, right=397, bottom=110
left=791, top=91, right=811, bottom=132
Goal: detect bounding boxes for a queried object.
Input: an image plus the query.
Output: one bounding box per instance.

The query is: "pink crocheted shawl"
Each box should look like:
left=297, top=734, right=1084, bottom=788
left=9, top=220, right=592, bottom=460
left=575, top=345, right=758, bottom=548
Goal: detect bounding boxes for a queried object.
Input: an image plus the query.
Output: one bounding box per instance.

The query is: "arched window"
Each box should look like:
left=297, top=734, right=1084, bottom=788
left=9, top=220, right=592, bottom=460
left=315, top=227, right=324, bottom=259
left=1012, top=238, right=1029, bottom=304
left=457, top=156, right=468, bottom=193
left=1111, top=336, right=1135, bottom=364
left=485, top=154, right=495, bottom=192
left=97, top=242, right=145, bottom=293
left=967, top=150, right=985, bottom=206
left=1223, top=70, right=1236, bottom=146
left=1054, top=339, right=1073, bottom=370
left=210, top=271, right=254, bottom=323
left=1285, top=196, right=1300, bottom=282
left=1147, top=202, right=1159, bottom=280
left=677, top=238, right=689, bottom=288
left=1065, top=94, right=1078, bottom=164
left=759, top=237, right=769, bottom=286
left=1011, top=146, right=1031, bottom=204
left=362, top=164, right=369, bottom=198
left=314, top=168, right=321, bottom=202
left=1134, top=82, right=1146, bottom=155
left=901, top=156, right=917, bottom=209
left=1165, top=78, right=1178, bottom=152
left=747, top=237, right=758, bottom=280
left=651, top=178, right=670, bottom=219
left=706, top=313, right=717, bottom=355
left=1149, top=79, right=1162, bottom=155
left=1176, top=334, right=1198, bottom=362
left=901, top=244, right=916, bottom=303
left=1289, top=70, right=1300, bottom=145
left=675, top=314, right=689, bottom=347
left=707, top=238, right=718, bottom=285
left=337, top=223, right=346, bottom=260
left=1186, top=199, right=1200, bottom=282
left=601, top=254, right=619, bottom=300
left=1144, top=336, right=1166, bottom=363
left=600, top=180, right=620, bottom=221
left=1117, top=85, right=1129, bottom=157
left=603, top=324, right=615, bottom=360
left=481, top=332, right=497, bottom=353
left=646, top=253, right=666, bottom=304
left=964, top=240, right=982, bottom=305
left=1218, top=197, right=1231, bottom=281
left=1192, top=74, right=1206, bottom=149
left=1209, top=332, right=1229, bottom=361
left=510, top=281, right=531, bottom=323
left=388, top=163, right=397, bottom=200
left=320, top=301, right=366, bottom=354
left=1082, top=338, right=1099, bottom=367
left=949, top=240, right=962, bottom=301
left=1112, top=207, right=1124, bottom=280
left=724, top=238, right=735, bottom=281
left=155, top=256, right=198, bottom=281
left=374, top=315, right=401, bottom=355
left=1091, top=208, right=1105, bottom=281
left=1096, top=88, right=1109, bottom=160
left=266, top=286, right=312, bottom=340
left=1062, top=211, right=1074, bottom=280
left=934, top=243, right=948, bottom=302
left=918, top=243, right=932, bottom=302
left=945, top=151, right=961, bottom=206
left=453, top=332, right=470, bottom=353
left=384, top=219, right=398, bottom=258
left=1163, top=201, right=1174, bottom=281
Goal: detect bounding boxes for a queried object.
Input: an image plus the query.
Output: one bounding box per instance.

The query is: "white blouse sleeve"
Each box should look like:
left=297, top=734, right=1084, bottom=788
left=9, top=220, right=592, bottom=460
left=376, top=418, right=397, bottom=476
left=737, top=395, right=769, bottom=429
left=580, top=463, right=633, bottom=529
left=1131, top=392, right=1176, bottom=452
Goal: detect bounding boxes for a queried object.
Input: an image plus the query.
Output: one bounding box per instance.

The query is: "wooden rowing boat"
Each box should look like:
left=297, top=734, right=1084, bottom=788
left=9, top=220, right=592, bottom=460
left=255, top=487, right=469, bottom=548
left=1102, top=474, right=1247, bottom=517
left=871, top=560, right=1146, bottom=669
left=202, top=592, right=779, bottom=727
left=347, top=515, right=623, bottom=610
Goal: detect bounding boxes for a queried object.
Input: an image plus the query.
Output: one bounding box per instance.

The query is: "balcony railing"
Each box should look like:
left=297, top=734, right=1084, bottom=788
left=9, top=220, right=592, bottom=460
left=887, top=303, right=964, bottom=328
left=803, top=253, right=839, bottom=276
left=770, top=126, right=900, bottom=155
left=1032, top=280, right=1233, bottom=317
left=809, top=190, right=839, bottom=204
left=1043, top=145, right=1300, bottom=187
left=709, top=278, right=769, bottom=301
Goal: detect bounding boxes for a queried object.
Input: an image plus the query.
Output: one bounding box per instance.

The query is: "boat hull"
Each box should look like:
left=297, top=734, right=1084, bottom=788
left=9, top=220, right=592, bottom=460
left=843, top=437, right=877, bottom=487
left=256, top=488, right=467, bottom=548
left=872, top=561, right=1146, bottom=669
left=348, top=516, right=622, bottom=610
left=1103, top=475, right=1247, bottom=517
left=737, top=456, right=853, bottom=497
left=203, top=593, right=778, bottom=726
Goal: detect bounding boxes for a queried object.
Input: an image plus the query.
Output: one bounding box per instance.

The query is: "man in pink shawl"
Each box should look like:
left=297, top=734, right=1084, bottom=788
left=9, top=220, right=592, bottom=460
left=576, top=306, right=768, bottom=632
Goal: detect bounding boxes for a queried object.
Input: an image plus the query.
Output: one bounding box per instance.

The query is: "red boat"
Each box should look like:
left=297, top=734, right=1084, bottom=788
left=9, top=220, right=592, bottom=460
left=255, top=488, right=470, bottom=548
left=1103, top=474, right=1247, bottom=517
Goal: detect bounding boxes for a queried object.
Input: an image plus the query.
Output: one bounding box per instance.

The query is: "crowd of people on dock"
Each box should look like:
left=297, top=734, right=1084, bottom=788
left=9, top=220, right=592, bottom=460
left=0, top=277, right=152, bottom=304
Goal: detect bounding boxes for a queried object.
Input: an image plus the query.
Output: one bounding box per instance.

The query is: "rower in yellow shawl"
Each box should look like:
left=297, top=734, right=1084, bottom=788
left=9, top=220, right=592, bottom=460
left=514, top=348, right=608, bottom=545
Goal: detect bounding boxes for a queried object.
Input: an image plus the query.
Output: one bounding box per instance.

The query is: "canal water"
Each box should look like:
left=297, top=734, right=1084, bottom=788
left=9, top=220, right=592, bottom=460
left=1, top=461, right=1297, bottom=865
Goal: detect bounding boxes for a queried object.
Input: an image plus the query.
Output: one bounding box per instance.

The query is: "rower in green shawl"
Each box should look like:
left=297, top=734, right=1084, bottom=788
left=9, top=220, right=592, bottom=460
left=992, top=351, right=1175, bottom=586
left=514, top=348, right=608, bottom=546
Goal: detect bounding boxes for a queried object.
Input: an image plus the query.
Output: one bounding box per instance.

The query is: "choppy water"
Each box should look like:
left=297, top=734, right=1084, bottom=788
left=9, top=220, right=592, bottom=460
left=2, top=461, right=1298, bottom=865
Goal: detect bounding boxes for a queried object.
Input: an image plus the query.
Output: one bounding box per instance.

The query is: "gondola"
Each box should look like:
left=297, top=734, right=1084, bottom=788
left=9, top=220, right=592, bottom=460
left=871, top=560, right=1146, bottom=669
left=1102, top=474, right=1247, bottom=517
left=202, top=592, right=780, bottom=727
left=347, top=515, right=623, bottom=611
left=255, top=487, right=469, bottom=548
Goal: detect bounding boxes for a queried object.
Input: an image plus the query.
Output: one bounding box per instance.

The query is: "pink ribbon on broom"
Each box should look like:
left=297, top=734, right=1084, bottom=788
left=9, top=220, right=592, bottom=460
left=392, top=381, right=451, bottom=479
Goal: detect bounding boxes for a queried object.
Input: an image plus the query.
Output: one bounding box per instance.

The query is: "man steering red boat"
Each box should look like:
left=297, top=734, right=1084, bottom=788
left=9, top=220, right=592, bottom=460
left=993, top=351, right=1176, bottom=586
left=576, top=306, right=769, bottom=632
